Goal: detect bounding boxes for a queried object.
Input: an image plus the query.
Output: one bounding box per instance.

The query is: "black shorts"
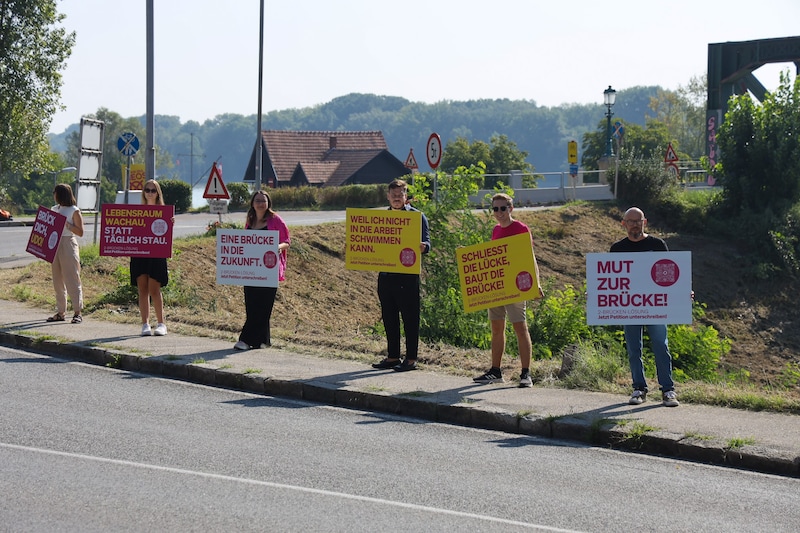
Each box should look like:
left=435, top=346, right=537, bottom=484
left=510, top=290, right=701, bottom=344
left=130, top=257, right=169, bottom=287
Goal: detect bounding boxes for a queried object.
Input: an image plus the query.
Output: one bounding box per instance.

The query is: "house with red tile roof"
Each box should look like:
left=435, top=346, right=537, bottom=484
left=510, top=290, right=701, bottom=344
left=241, top=130, right=411, bottom=187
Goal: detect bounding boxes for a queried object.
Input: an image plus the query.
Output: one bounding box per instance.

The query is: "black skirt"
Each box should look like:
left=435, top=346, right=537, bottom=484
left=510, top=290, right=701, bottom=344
left=130, top=257, right=169, bottom=287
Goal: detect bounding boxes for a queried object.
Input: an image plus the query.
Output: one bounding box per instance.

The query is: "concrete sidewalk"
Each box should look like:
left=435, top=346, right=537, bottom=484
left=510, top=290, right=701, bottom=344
left=1, top=299, right=798, bottom=477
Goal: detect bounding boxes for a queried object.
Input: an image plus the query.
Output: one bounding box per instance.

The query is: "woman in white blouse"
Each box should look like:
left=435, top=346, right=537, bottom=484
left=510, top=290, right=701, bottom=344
left=48, top=184, right=84, bottom=324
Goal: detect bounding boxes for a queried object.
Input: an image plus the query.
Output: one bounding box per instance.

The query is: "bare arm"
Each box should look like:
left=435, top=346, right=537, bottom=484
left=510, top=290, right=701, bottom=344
left=68, top=210, right=84, bottom=237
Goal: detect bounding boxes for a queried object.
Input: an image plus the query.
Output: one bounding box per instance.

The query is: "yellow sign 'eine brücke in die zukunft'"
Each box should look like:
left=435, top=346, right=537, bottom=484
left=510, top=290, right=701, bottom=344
left=345, top=208, right=422, bottom=274
left=457, top=233, right=540, bottom=313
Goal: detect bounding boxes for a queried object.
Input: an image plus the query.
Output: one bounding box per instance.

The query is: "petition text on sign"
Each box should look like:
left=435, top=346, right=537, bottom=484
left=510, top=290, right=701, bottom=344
left=216, top=229, right=280, bottom=287
left=457, top=233, right=540, bottom=313
left=100, top=204, right=174, bottom=258
left=345, top=208, right=422, bottom=274
left=586, top=251, right=692, bottom=325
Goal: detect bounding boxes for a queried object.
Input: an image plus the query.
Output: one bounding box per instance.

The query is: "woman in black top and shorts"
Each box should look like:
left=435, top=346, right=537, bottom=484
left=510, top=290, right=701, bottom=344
left=132, top=179, right=170, bottom=336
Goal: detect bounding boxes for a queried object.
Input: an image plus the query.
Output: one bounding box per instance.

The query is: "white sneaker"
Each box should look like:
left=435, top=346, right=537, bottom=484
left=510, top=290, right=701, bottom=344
left=662, top=390, right=680, bottom=407
left=629, top=390, right=646, bottom=405
left=234, top=341, right=250, bottom=351
left=153, top=323, right=167, bottom=336
left=141, top=323, right=152, bottom=336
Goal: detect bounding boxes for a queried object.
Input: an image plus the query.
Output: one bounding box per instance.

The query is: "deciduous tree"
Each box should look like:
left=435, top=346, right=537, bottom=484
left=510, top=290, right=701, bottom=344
left=0, top=0, right=74, bottom=176
left=717, top=71, right=800, bottom=214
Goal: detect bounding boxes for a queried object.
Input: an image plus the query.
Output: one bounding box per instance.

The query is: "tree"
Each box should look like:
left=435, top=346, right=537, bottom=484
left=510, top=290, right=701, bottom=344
left=441, top=134, right=533, bottom=188
left=441, top=137, right=490, bottom=173
left=716, top=71, right=800, bottom=214
left=0, top=1, right=74, bottom=176
left=1, top=151, right=71, bottom=213
left=486, top=134, right=532, bottom=175
left=581, top=120, right=672, bottom=170
left=647, top=76, right=707, bottom=160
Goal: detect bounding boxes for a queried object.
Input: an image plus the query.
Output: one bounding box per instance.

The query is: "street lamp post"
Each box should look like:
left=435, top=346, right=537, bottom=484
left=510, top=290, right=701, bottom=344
left=603, top=85, right=616, bottom=158
left=52, top=166, right=77, bottom=187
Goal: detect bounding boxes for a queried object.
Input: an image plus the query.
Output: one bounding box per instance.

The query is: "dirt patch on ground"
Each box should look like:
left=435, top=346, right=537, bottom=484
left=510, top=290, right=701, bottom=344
left=3, top=203, right=799, bottom=393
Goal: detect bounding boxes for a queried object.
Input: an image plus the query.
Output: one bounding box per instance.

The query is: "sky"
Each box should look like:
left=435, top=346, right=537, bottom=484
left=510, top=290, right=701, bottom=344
left=49, top=0, right=800, bottom=134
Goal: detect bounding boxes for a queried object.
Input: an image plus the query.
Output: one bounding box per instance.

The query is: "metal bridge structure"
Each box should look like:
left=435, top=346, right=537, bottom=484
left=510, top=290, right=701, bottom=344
left=706, top=36, right=800, bottom=170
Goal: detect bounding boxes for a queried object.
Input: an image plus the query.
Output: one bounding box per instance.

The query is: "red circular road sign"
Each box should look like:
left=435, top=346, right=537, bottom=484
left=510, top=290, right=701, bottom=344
left=426, top=133, right=442, bottom=169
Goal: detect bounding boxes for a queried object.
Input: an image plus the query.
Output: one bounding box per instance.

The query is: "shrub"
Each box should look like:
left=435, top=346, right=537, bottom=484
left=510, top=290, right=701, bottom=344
left=667, top=322, right=731, bottom=382
left=411, top=164, right=496, bottom=348
left=317, top=184, right=387, bottom=208
left=159, top=178, right=192, bottom=213
left=269, top=186, right=319, bottom=209
left=528, top=282, right=592, bottom=359
left=611, top=150, right=679, bottom=211
left=227, top=182, right=251, bottom=210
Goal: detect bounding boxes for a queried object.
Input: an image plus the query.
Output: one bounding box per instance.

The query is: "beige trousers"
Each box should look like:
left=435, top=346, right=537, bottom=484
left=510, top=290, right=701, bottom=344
left=51, top=234, right=83, bottom=316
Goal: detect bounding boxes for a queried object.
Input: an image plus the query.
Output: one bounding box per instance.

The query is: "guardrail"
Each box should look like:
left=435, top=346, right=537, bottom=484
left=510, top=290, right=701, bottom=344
left=468, top=170, right=615, bottom=205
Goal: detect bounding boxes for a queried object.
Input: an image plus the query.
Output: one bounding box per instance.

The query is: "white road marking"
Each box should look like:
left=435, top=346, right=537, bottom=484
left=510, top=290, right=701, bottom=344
left=1, top=441, right=584, bottom=532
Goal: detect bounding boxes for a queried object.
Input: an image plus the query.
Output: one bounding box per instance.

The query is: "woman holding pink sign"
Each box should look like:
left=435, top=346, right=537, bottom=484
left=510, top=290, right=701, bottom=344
left=48, top=184, right=84, bottom=324
left=234, top=190, right=291, bottom=351
left=131, top=179, right=170, bottom=336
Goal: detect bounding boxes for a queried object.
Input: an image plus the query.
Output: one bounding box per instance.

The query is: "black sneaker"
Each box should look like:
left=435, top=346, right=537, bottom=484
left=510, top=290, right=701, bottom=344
left=518, top=370, right=533, bottom=388
left=393, top=359, right=418, bottom=372
left=473, top=369, right=504, bottom=384
left=372, top=358, right=401, bottom=369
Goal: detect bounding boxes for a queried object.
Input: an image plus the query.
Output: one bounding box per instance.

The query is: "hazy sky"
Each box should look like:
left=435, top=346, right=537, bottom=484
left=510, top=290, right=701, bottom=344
left=49, top=0, right=799, bottom=133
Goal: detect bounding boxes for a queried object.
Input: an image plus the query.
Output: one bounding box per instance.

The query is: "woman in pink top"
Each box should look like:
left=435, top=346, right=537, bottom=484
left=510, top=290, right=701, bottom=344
left=233, top=190, right=291, bottom=350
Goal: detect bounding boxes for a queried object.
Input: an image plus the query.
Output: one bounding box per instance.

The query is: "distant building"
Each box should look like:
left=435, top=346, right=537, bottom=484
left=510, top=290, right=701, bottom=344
left=241, top=130, right=410, bottom=187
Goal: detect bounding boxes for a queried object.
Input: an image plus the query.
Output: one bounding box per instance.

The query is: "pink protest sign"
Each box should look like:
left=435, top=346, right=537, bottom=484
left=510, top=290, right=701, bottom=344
left=26, top=206, right=66, bottom=263
left=586, top=252, right=692, bottom=325
left=99, top=204, right=174, bottom=258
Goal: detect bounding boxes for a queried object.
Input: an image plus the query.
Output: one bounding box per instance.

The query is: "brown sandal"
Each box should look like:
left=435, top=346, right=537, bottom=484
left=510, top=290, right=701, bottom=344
left=71, top=315, right=83, bottom=324
left=46, top=313, right=65, bottom=322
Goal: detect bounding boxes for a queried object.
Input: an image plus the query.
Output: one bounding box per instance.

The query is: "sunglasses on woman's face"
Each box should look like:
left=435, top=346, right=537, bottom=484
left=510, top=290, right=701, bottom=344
left=492, top=205, right=509, bottom=212
left=144, top=188, right=157, bottom=193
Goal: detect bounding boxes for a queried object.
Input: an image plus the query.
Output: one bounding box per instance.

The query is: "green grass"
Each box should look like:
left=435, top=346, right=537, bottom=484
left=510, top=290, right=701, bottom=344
left=726, top=436, right=757, bottom=449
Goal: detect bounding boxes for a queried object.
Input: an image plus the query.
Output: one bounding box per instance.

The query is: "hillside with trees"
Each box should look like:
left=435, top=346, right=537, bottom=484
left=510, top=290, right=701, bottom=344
left=45, top=87, right=670, bottom=193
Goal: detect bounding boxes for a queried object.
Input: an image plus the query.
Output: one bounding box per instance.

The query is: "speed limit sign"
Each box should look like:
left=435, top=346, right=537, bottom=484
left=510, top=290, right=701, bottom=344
left=427, top=132, right=442, bottom=170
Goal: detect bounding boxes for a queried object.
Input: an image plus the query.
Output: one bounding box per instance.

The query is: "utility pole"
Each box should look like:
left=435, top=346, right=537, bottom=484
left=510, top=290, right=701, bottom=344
left=177, top=133, right=203, bottom=187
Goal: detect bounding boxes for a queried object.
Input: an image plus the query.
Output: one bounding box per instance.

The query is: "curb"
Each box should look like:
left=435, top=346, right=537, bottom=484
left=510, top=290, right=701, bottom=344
left=3, top=330, right=798, bottom=478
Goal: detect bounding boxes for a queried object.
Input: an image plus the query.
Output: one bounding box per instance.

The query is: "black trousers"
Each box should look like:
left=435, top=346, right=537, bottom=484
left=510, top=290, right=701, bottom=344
left=239, top=286, right=277, bottom=347
left=377, top=273, right=421, bottom=359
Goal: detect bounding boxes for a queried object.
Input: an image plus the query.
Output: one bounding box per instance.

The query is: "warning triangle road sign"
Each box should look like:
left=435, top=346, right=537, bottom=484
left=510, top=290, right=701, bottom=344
left=664, top=143, right=679, bottom=163
left=404, top=148, right=418, bottom=169
left=203, top=163, right=230, bottom=199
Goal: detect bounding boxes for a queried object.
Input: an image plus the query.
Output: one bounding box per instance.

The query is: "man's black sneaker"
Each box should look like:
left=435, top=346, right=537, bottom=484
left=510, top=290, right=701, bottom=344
left=393, top=359, right=418, bottom=372
left=372, top=358, right=401, bottom=369
left=473, top=369, right=504, bottom=384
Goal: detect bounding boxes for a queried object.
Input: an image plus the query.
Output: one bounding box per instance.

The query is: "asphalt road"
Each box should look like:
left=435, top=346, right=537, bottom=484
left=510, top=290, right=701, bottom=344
left=0, top=210, right=346, bottom=269
left=2, top=346, right=798, bottom=532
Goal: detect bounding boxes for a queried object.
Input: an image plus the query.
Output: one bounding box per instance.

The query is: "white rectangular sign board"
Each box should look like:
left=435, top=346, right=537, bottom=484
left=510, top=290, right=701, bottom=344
left=216, top=229, right=280, bottom=287
left=586, top=251, right=692, bottom=325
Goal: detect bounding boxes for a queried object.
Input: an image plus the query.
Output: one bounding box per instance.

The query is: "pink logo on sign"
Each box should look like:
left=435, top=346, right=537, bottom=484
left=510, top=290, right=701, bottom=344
left=263, top=251, right=278, bottom=269
left=516, top=271, right=533, bottom=292
left=651, top=259, right=679, bottom=287
left=400, top=248, right=416, bottom=267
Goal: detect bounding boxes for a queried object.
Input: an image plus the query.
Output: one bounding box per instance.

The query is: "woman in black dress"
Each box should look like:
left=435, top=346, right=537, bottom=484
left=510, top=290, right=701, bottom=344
left=131, top=179, right=170, bottom=336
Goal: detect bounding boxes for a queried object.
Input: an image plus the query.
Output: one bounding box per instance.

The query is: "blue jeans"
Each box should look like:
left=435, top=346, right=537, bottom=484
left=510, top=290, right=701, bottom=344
left=623, top=324, right=674, bottom=392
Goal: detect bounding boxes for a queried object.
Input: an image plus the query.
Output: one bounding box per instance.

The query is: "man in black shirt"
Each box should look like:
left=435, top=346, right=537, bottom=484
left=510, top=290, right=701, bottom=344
left=610, top=207, right=679, bottom=407
left=371, top=179, right=431, bottom=372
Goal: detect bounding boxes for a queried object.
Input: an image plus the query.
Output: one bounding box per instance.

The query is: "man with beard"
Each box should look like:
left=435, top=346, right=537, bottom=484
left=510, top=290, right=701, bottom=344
left=610, top=207, right=679, bottom=407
